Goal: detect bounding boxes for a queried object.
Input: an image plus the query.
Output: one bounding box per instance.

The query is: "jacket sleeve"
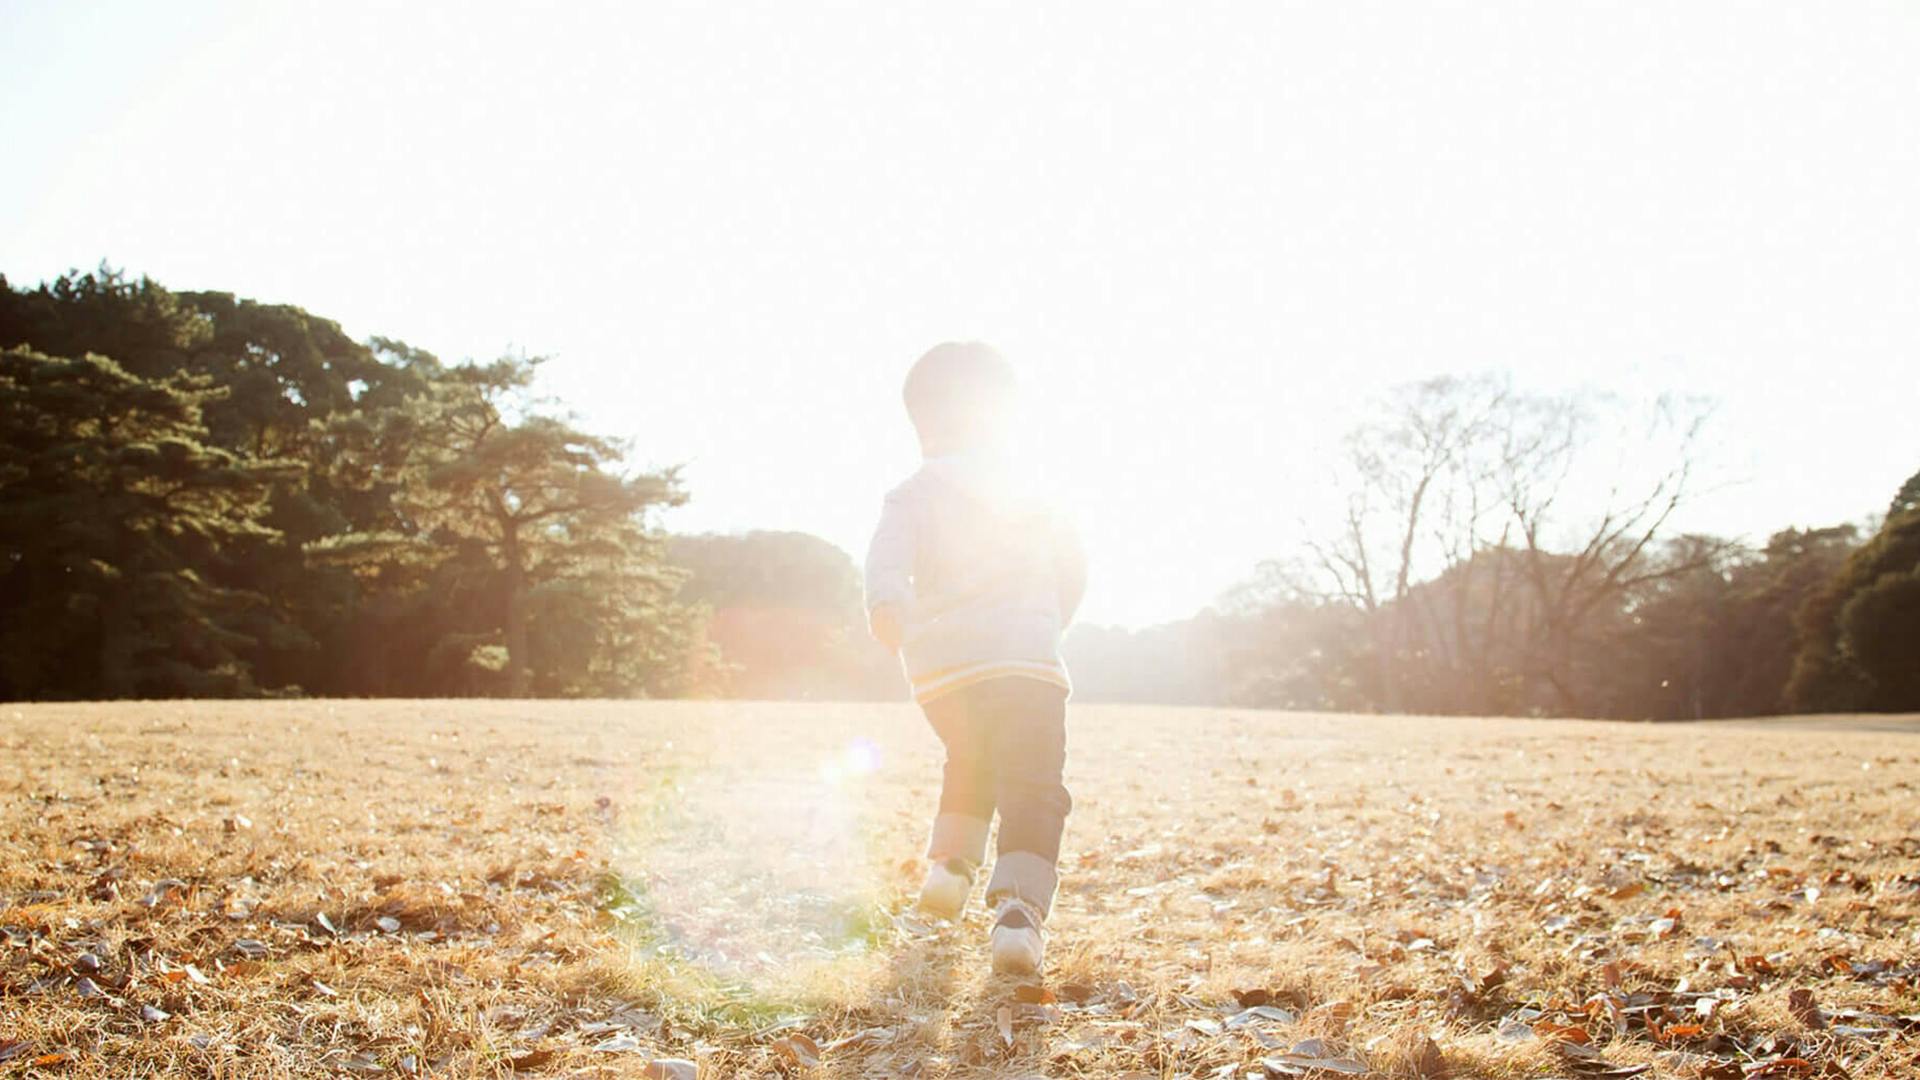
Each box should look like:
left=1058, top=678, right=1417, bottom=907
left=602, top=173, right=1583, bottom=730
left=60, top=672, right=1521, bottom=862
left=863, top=485, right=918, bottom=615
left=1053, top=511, right=1088, bottom=626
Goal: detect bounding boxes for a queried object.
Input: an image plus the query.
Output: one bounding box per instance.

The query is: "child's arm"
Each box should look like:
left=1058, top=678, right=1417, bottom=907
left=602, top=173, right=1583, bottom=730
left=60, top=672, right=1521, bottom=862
left=863, top=488, right=917, bottom=652
left=1054, top=513, right=1087, bottom=627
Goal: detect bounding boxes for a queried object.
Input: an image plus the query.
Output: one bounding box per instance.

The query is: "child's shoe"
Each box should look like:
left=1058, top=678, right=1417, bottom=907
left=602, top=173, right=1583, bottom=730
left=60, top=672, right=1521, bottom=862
left=917, top=858, right=976, bottom=920
left=988, top=896, right=1046, bottom=975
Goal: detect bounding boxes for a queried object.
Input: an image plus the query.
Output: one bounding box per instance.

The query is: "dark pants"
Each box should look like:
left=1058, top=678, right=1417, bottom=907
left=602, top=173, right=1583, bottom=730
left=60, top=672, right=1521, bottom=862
left=922, top=677, right=1071, bottom=865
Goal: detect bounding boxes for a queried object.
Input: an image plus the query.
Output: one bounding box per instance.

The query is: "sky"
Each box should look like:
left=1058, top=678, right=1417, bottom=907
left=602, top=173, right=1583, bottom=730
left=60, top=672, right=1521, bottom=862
left=3, top=1, right=1916, bottom=626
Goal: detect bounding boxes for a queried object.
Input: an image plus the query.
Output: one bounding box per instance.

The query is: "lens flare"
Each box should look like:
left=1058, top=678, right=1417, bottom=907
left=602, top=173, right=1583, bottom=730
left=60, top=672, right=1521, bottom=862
left=600, top=735, right=894, bottom=994
left=844, top=737, right=881, bottom=776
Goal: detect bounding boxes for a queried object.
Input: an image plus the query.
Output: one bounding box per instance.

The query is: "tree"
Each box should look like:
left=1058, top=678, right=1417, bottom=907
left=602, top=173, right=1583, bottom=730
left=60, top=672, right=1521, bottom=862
left=1213, top=561, right=1382, bottom=711
left=1303, top=374, right=1513, bottom=711
left=1, top=268, right=440, bottom=695
left=1789, top=499, right=1920, bottom=712
left=1889, top=467, right=1920, bottom=522
left=361, top=356, right=690, bottom=697
left=1287, top=375, right=1718, bottom=716
left=1497, top=391, right=1724, bottom=714
left=0, top=268, right=206, bottom=386
left=0, top=347, right=293, bottom=697
left=668, top=530, right=901, bottom=699
left=3, top=267, right=706, bottom=700
left=1607, top=526, right=1857, bottom=720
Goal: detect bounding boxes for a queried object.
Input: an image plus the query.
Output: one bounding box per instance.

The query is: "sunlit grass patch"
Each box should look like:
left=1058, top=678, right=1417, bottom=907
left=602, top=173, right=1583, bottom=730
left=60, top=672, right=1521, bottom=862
left=2, top=702, right=1917, bottom=1077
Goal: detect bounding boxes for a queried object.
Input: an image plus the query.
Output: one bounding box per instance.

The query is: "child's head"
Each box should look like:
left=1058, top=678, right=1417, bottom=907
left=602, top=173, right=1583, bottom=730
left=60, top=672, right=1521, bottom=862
left=902, top=341, right=1016, bottom=456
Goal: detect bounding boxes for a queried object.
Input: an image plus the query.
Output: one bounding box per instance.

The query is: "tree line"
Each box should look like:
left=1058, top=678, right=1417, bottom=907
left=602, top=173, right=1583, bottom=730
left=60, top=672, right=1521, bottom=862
left=0, top=268, right=699, bottom=699
left=4, top=267, right=1913, bottom=714
left=1202, top=376, right=1919, bottom=718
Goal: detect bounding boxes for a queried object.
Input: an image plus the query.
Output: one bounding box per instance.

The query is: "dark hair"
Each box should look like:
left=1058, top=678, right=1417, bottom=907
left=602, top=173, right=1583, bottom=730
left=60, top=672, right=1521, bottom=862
left=903, top=342, right=1015, bottom=447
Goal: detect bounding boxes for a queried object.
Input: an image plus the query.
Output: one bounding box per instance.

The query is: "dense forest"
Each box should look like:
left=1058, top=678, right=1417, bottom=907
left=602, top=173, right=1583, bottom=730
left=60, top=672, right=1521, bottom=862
left=0, top=268, right=699, bottom=699
left=2, top=268, right=1914, bottom=714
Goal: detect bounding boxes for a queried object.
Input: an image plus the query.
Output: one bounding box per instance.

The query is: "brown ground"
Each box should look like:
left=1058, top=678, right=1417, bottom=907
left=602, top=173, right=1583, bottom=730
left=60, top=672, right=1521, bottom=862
left=2, top=701, right=1917, bottom=1078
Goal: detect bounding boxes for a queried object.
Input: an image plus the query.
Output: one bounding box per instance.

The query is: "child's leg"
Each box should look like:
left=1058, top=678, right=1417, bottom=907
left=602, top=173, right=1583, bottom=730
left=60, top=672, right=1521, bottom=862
left=922, top=691, right=994, bottom=868
left=980, top=678, right=1071, bottom=918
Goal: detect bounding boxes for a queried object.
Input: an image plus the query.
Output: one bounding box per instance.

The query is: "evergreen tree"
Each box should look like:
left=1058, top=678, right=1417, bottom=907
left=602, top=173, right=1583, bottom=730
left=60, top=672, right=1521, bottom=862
left=0, top=347, right=294, bottom=697
left=1789, top=503, right=1920, bottom=712
left=1889, top=467, right=1920, bottom=522
left=3, top=267, right=704, bottom=700
left=345, top=355, right=691, bottom=696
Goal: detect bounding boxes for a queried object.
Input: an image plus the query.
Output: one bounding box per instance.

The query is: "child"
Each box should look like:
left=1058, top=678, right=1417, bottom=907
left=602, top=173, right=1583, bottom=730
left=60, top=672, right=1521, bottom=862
left=863, top=341, right=1086, bottom=976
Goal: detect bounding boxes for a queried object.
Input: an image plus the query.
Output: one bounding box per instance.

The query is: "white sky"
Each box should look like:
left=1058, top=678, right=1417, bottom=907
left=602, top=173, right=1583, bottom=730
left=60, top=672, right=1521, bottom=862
left=3, top=2, right=1916, bottom=626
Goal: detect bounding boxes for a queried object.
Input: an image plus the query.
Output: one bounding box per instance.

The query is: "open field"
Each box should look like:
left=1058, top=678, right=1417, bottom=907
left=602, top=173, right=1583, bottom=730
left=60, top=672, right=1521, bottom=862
left=3, top=702, right=1918, bottom=1079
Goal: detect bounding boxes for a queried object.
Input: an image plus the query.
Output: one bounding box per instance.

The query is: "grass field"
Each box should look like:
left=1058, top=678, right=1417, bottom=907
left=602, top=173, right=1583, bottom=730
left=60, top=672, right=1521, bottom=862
left=3, top=701, right=1918, bottom=1078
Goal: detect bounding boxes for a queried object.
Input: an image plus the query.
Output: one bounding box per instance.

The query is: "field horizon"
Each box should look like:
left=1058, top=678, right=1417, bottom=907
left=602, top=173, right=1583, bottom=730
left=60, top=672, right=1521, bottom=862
left=4, top=700, right=1917, bottom=1078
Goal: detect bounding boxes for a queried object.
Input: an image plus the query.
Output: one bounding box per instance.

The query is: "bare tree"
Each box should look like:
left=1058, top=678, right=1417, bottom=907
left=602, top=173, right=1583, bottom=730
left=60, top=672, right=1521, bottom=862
left=1302, top=374, right=1510, bottom=711
left=1497, top=392, right=1724, bottom=714
left=1295, top=376, right=1719, bottom=716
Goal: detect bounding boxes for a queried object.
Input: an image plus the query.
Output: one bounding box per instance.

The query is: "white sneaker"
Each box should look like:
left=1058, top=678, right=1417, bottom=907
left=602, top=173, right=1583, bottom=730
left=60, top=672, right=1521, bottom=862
left=988, top=896, right=1046, bottom=976
left=917, top=858, right=975, bottom=920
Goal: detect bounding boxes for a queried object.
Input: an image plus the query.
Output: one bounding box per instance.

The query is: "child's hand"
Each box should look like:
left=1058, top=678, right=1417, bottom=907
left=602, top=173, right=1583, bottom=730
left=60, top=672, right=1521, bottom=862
left=868, top=604, right=904, bottom=653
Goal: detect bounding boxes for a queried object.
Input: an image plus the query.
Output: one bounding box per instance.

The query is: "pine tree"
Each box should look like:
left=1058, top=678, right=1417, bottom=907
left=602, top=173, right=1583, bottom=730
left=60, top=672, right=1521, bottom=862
left=1789, top=482, right=1920, bottom=712
left=344, top=355, right=691, bottom=696
left=0, top=348, right=294, bottom=697
left=1889, top=467, right=1920, bottom=522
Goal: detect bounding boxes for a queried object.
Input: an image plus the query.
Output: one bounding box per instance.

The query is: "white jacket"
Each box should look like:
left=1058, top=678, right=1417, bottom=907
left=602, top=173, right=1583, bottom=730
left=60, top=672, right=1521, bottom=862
left=864, top=454, right=1086, bottom=703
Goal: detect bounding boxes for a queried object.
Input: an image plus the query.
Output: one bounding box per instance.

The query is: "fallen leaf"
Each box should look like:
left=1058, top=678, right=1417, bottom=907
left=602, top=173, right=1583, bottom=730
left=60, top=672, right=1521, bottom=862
left=310, top=977, right=338, bottom=998
left=1412, top=1034, right=1446, bottom=1077
left=773, top=1032, right=822, bottom=1067
left=594, top=1034, right=643, bottom=1053
left=1311, top=999, right=1356, bottom=1026
left=376, top=916, right=402, bottom=933
left=643, top=1060, right=697, bottom=1080
left=997, top=1004, right=1014, bottom=1048
left=1533, top=1021, right=1591, bottom=1045
left=1013, top=984, right=1055, bottom=1004
left=1262, top=1051, right=1368, bottom=1075
left=1787, top=988, right=1822, bottom=1029
left=506, top=1048, right=554, bottom=1071
left=142, top=879, right=188, bottom=908
left=1227, top=1005, right=1298, bottom=1028
left=141, top=1004, right=170, bottom=1023
left=0, top=1042, right=31, bottom=1064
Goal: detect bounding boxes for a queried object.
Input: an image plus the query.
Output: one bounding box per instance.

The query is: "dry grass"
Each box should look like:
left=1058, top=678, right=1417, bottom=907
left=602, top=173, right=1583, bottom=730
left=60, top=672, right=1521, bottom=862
left=2, top=701, right=1918, bottom=1078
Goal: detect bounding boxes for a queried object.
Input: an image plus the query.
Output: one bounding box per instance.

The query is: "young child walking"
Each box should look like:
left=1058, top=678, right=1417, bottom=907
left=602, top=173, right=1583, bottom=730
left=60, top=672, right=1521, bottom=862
left=863, top=342, right=1086, bottom=976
